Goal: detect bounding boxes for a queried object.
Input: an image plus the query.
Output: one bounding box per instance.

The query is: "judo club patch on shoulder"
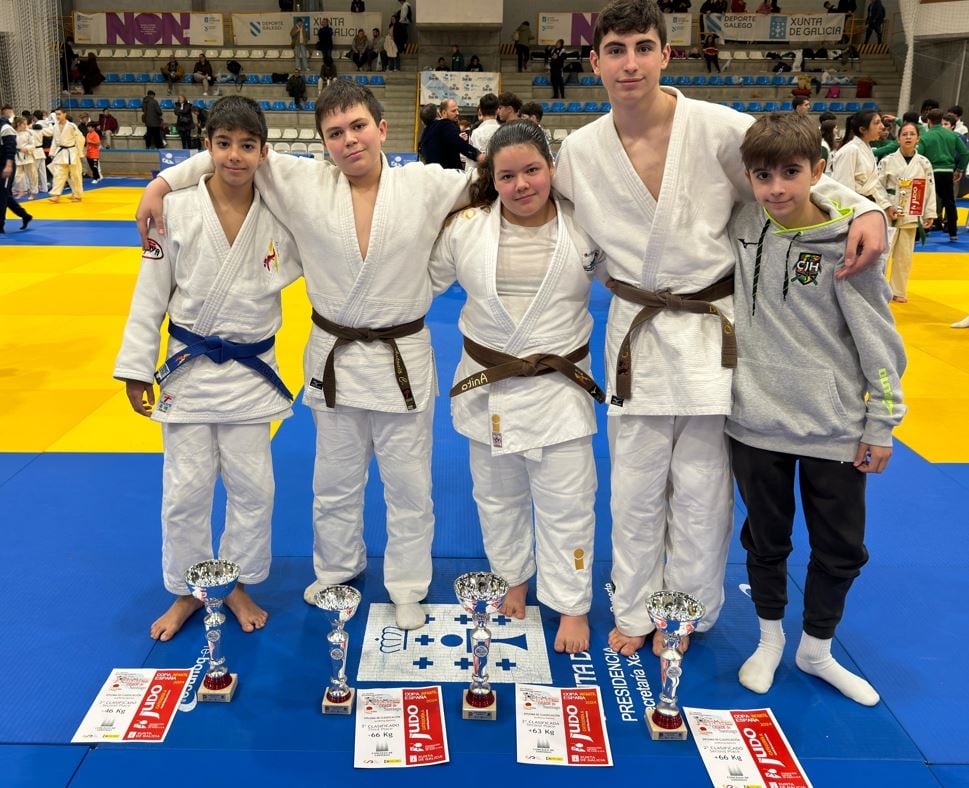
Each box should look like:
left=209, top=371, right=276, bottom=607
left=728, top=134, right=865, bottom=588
left=792, top=253, right=822, bottom=285
left=358, top=603, right=552, bottom=685
left=142, top=239, right=164, bottom=260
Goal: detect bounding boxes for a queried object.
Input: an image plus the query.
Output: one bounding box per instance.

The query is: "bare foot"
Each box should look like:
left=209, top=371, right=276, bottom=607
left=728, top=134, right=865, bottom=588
left=608, top=627, right=646, bottom=656
left=150, top=595, right=202, bottom=641
left=70, top=197, right=82, bottom=202
left=554, top=614, right=590, bottom=654
left=892, top=296, right=907, bottom=303
left=225, top=583, right=268, bottom=633
left=49, top=196, right=60, bottom=203
left=652, top=629, right=690, bottom=657
left=500, top=581, right=528, bottom=619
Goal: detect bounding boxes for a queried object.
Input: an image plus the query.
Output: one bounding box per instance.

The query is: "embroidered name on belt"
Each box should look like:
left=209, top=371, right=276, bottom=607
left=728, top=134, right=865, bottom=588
left=792, top=253, right=822, bottom=286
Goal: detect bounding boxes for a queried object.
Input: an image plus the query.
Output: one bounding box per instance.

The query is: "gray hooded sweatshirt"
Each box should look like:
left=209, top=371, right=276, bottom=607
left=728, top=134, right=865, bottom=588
left=726, top=193, right=906, bottom=462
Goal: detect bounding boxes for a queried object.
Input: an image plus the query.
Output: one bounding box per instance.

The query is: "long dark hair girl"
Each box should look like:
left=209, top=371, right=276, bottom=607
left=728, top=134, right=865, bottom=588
left=840, top=109, right=879, bottom=147
left=467, top=119, right=554, bottom=210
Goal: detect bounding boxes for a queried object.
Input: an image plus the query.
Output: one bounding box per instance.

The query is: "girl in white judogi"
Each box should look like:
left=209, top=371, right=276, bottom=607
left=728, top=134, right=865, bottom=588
left=13, top=119, right=36, bottom=197
left=48, top=108, right=85, bottom=202
left=874, top=121, right=936, bottom=302
left=831, top=110, right=884, bottom=199
left=429, top=121, right=606, bottom=654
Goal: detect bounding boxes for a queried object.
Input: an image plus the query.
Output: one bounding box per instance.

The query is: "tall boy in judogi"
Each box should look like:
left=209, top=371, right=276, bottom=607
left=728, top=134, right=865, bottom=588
left=137, top=81, right=472, bottom=631
left=553, top=0, right=889, bottom=657
left=116, top=96, right=302, bottom=641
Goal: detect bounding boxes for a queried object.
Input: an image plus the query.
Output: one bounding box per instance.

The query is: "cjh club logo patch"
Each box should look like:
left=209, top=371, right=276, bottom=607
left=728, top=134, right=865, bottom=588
left=792, top=253, right=822, bottom=286
left=142, top=239, right=164, bottom=260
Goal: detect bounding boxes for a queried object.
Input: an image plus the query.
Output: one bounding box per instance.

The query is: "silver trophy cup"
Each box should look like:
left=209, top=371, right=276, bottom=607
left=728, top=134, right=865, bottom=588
left=645, top=590, right=705, bottom=740
left=185, top=559, right=241, bottom=702
left=454, top=571, right=508, bottom=720
left=314, top=585, right=362, bottom=715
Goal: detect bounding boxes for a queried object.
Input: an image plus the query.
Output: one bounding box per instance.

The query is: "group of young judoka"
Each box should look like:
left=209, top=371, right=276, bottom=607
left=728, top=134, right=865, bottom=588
left=118, top=0, right=905, bottom=707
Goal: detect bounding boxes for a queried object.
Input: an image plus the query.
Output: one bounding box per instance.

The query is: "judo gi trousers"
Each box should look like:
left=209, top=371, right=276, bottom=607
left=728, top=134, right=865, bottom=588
left=888, top=225, right=917, bottom=299
left=608, top=414, right=733, bottom=636
left=50, top=161, right=83, bottom=197
left=469, top=436, right=596, bottom=615
left=311, top=403, right=434, bottom=605
left=161, top=422, right=274, bottom=595
left=730, top=439, right=868, bottom=639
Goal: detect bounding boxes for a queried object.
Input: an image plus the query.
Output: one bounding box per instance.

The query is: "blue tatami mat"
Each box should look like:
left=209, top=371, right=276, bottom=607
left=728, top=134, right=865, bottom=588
left=0, top=220, right=142, bottom=247
left=933, top=766, right=969, bottom=788
left=0, top=745, right=87, bottom=786
left=0, top=453, right=39, bottom=486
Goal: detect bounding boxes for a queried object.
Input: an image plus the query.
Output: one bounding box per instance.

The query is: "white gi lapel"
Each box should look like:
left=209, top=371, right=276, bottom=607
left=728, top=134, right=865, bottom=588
left=335, top=153, right=390, bottom=327
left=192, top=177, right=264, bottom=335
left=483, top=199, right=518, bottom=342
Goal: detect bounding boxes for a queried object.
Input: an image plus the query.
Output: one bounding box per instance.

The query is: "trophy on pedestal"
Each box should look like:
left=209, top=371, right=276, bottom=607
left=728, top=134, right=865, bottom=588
left=314, top=585, right=362, bottom=715
left=454, top=571, right=508, bottom=721
left=645, top=590, right=705, bottom=741
left=185, top=559, right=241, bottom=703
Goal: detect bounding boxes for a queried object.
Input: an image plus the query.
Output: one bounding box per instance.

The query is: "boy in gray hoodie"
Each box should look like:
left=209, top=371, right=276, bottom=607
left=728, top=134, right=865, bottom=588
left=726, top=113, right=906, bottom=706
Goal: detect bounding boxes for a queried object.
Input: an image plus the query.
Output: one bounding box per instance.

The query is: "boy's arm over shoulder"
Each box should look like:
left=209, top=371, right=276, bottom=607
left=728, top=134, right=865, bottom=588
left=428, top=212, right=462, bottom=295
left=252, top=148, right=334, bottom=221
left=834, top=247, right=907, bottom=451
left=815, top=174, right=888, bottom=277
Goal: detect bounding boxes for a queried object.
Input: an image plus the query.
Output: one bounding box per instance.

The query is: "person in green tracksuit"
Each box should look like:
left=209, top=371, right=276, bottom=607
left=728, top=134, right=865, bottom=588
left=920, top=108, right=968, bottom=241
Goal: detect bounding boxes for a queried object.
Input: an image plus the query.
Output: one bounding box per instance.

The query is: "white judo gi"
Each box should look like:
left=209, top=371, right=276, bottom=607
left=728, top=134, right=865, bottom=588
left=429, top=198, right=604, bottom=614
left=832, top=136, right=879, bottom=198
left=160, top=151, right=470, bottom=606
left=554, top=88, right=883, bottom=637
left=874, top=150, right=936, bottom=299
left=114, top=178, right=302, bottom=595
left=49, top=120, right=85, bottom=198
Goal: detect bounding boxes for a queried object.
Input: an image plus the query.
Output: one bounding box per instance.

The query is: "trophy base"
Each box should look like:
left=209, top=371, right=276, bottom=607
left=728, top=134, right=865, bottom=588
left=462, top=691, right=497, bottom=721
left=647, top=710, right=688, bottom=741
left=322, top=688, right=355, bottom=715
left=198, top=673, right=238, bottom=703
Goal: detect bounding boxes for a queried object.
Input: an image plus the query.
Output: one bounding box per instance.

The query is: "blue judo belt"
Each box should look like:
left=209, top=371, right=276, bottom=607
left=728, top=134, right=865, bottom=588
left=155, top=323, right=293, bottom=401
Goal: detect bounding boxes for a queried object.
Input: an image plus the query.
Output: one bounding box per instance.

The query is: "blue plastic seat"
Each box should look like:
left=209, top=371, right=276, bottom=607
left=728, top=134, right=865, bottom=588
left=246, top=74, right=259, bottom=83
left=772, top=75, right=788, bottom=85
left=304, top=101, right=316, bottom=110
left=755, top=76, right=770, bottom=86
left=549, top=101, right=566, bottom=113
left=731, top=101, right=746, bottom=112
left=741, top=75, right=754, bottom=86
left=532, top=75, right=549, bottom=86
left=261, top=74, right=273, bottom=83
left=369, top=75, right=384, bottom=85
left=811, top=102, right=827, bottom=112
left=723, top=75, right=736, bottom=85
left=121, top=73, right=135, bottom=82
left=259, top=100, right=271, bottom=110
left=541, top=102, right=549, bottom=112
left=829, top=101, right=845, bottom=112
left=195, top=100, right=208, bottom=109
left=566, top=101, right=582, bottom=112
left=135, top=73, right=150, bottom=83
left=746, top=101, right=763, bottom=112
left=96, top=98, right=110, bottom=109
left=708, top=75, right=723, bottom=86
left=579, top=76, right=596, bottom=86
left=306, top=75, right=319, bottom=85
left=272, top=101, right=287, bottom=111
left=355, top=75, right=368, bottom=84
left=763, top=101, right=779, bottom=112
left=105, top=73, right=120, bottom=83
left=660, top=75, right=674, bottom=86
left=600, top=101, right=611, bottom=112
left=692, top=75, right=708, bottom=86
left=287, top=101, right=298, bottom=111
left=79, top=98, right=95, bottom=108
left=159, top=99, right=173, bottom=109
left=339, top=74, right=353, bottom=81
left=675, top=75, right=691, bottom=86
left=66, top=98, right=79, bottom=109
left=151, top=73, right=164, bottom=83
left=780, top=101, right=793, bottom=111
left=111, top=98, right=126, bottom=109
left=846, top=102, right=860, bottom=112
left=127, top=98, right=142, bottom=109
left=582, top=101, right=599, bottom=112
left=861, top=101, right=877, bottom=111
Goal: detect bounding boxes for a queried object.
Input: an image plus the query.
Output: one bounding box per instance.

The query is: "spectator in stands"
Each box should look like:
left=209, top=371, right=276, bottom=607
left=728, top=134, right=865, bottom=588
left=416, top=102, right=440, bottom=160
left=287, top=69, right=308, bottom=110
left=192, top=105, right=207, bottom=149
left=921, top=108, right=967, bottom=241
left=731, top=0, right=747, bottom=11
left=369, top=28, right=385, bottom=70
left=549, top=39, right=567, bottom=98
left=292, top=18, right=310, bottom=73
left=497, top=92, right=522, bottom=124
left=60, top=38, right=76, bottom=92
left=470, top=93, right=500, bottom=160
left=450, top=44, right=466, bottom=72
left=864, top=0, right=885, bottom=44
left=142, top=90, right=166, bottom=149
left=831, top=109, right=883, bottom=199
left=161, top=53, right=184, bottom=96
left=351, top=0, right=366, bottom=10
left=420, top=98, right=482, bottom=169
left=433, top=57, right=449, bottom=71
left=395, top=0, right=413, bottom=58
left=702, top=34, right=720, bottom=73
left=514, top=21, right=534, bottom=72
left=174, top=95, right=194, bottom=149
left=756, top=0, right=771, bottom=13
left=192, top=53, right=215, bottom=96
left=317, top=19, right=334, bottom=62
left=468, top=54, right=484, bottom=72
left=350, top=29, right=375, bottom=71
left=673, top=0, right=692, bottom=10
left=96, top=108, right=118, bottom=149
left=383, top=22, right=399, bottom=71
left=836, top=0, right=857, bottom=13
left=520, top=101, right=551, bottom=144
left=223, top=59, right=245, bottom=91
left=792, top=96, right=811, bottom=115
left=319, top=56, right=338, bottom=91
left=78, top=53, right=105, bottom=95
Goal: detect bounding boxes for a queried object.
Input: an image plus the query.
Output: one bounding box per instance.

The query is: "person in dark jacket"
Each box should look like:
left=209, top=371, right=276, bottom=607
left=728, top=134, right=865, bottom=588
left=419, top=99, right=481, bottom=169
left=142, top=90, right=165, bottom=149
left=173, top=95, right=194, bottom=148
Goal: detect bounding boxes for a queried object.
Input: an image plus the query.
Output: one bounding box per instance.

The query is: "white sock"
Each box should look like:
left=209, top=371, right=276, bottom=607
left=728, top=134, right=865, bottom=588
left=303, top=579, right=328, bottom=606
left=739, top=617, right=786, bottom=694
left=395, top=602, right=426, bottom=630
left=795, top=632, right=880, bottom=706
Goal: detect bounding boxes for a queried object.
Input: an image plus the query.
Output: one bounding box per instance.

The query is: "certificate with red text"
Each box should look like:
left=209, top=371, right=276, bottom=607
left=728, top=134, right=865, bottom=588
left=516, top=684, right=613, bottom=766
left=72, top=669, right=190, bottom=743
left=684, top=707, right=812, bottom=788
left=354, top=686, right=449, bottom=768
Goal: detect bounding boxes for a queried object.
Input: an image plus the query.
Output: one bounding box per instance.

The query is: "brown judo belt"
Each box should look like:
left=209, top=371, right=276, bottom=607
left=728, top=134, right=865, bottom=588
left=451, top=336, right=606, bottom=403
left=609, top=275, right=736, bottom=404
left=311, top=309, right=425, bottom=410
